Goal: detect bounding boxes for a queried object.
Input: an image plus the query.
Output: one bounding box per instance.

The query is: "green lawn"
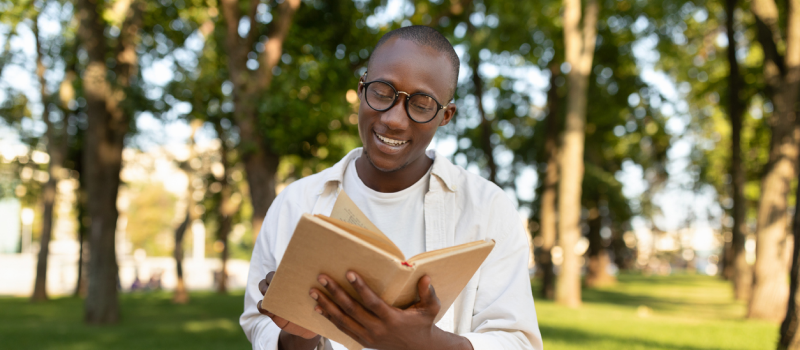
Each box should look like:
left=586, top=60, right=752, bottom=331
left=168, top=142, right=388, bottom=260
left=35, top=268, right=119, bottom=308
left=535, top=274, right=779, bottom=349
left=0, top=274, right=779, bottom=349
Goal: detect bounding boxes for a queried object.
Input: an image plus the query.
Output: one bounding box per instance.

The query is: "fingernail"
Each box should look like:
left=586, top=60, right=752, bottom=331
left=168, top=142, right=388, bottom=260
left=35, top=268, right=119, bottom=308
left=315, top=306, right=323, bottom=314
left=347, top=272, right=356, bottom=283
left=310, top=291, right=318, bottom=300
left=318, top=276, right=328, bottom=286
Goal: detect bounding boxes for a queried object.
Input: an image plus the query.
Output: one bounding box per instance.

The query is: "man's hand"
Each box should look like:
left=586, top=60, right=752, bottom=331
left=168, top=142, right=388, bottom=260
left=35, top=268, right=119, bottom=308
left=257, top=271, right=321, bottom=349
left=310, top=272, right=473, bottom=350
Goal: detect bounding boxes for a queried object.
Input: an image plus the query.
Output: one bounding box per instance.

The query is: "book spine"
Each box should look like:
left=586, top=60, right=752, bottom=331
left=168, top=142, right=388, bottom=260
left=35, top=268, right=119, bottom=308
left=379, top=263, right=415, bottom=306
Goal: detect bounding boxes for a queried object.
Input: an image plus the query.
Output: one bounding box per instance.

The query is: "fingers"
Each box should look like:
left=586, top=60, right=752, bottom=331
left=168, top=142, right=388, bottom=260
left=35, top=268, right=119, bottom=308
left=316, top=274, right=379, bottom=323
left=258, top=279, right=268, bottom=295
left=311, top=286, right=369, bottom=338
left=259, top=271, right=276, bottom=296
left=346, top=271, right=392, bottom=319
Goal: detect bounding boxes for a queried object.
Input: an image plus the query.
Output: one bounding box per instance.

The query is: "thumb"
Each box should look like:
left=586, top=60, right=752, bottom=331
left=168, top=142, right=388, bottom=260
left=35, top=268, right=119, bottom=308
left=417, top=275, right=441, bottom=315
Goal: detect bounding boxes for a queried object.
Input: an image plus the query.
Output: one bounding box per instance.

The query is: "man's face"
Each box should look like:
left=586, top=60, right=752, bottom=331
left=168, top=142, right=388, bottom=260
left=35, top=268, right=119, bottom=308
left=357, top=38, right=456, bottom=173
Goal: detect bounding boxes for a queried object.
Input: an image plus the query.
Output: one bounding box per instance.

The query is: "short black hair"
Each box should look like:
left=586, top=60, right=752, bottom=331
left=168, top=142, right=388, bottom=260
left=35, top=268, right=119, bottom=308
left=369, top=25, right=460, bottom=101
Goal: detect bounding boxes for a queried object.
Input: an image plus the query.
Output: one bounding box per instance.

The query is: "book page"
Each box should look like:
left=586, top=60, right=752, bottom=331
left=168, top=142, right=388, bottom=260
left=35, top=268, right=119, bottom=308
left=392, top=239, right=495, bottom=323
left=330, top=190, right=382, bottom=233
left=330, top=190, right=403, bottom=254
left=315, top=215, right=405, bottom=260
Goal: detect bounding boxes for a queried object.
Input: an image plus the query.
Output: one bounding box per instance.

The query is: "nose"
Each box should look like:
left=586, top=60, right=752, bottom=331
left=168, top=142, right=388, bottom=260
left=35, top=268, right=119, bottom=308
left=380, top=92, right=410, bottom=130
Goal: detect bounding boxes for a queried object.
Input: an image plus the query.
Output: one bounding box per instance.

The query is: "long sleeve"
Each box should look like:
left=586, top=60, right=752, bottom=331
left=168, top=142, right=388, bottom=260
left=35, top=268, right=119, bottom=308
left=460, top=197, right=543, bottom=350
left=240, top=193, right=296, bottom=350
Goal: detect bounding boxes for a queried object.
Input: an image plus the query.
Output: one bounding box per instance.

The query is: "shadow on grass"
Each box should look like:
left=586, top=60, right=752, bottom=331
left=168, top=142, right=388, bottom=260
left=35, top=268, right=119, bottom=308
left=541, top=323, right=725, bottom=350
left=0, top=292, right=251, bottom=350
left=581, top=288, right=736, bottom=317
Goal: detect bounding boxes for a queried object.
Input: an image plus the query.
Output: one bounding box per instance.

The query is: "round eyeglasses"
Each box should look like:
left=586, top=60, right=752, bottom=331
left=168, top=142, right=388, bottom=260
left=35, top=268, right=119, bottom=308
left=361, top=79, right=446, bottom=123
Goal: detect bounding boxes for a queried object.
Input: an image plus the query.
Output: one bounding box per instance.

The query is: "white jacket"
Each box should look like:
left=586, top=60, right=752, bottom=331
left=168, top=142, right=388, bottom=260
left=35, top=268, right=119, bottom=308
left=240, top=148, right=543, bottom=350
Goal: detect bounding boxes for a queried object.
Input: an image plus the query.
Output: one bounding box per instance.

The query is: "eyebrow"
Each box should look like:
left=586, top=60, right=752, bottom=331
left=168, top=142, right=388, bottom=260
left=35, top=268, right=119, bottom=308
left=367, top=76, right=443, bottom=102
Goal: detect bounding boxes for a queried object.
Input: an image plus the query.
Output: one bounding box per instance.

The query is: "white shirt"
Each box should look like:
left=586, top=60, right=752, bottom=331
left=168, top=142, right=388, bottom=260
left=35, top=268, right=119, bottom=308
left=343, top=156, right=429, bottom=258
left=240, top=148, right=543, bottom=350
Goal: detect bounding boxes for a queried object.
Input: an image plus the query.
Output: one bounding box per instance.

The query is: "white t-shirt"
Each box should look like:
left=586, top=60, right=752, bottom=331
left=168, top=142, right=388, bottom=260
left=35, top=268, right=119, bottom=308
left=342, top=156, right=430, bottom=258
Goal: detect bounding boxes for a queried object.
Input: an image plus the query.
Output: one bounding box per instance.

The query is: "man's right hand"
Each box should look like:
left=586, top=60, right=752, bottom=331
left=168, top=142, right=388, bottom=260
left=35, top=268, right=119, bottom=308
left=257, top=271, right=320, bottom=343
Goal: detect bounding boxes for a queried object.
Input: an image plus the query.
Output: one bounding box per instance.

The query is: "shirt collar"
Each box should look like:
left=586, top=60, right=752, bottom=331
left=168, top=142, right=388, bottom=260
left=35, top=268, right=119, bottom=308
left=318, top=147, right=459, bottom=195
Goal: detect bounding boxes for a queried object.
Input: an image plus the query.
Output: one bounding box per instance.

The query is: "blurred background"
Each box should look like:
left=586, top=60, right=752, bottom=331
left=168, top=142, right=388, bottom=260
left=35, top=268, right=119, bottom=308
left=0, top=0, right=796, bottom=348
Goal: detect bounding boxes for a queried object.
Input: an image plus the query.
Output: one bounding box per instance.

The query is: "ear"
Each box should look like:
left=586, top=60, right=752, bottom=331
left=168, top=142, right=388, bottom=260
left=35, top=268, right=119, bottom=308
left=438, top=103, right=456, bottom=126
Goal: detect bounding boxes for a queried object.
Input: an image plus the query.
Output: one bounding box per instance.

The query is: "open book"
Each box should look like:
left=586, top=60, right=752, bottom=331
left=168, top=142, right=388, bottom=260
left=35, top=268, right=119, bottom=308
left=262, top=190, right=495, bottom=350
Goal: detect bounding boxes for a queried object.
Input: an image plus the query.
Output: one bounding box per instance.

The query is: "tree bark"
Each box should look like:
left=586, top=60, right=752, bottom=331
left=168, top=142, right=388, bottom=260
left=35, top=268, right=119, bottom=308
left=470, top=57, right=497, bottom=183
left=749, top=0, right=800, bottom=321
left=555, top=0, right=598, bottom=308
left=77, top=0, right=141, bottom=324
left=173, top=121, right=203, bottom=304
left=780, top=171, right=800, bottom=349
left=215, top=122, right=235, bottom=294
left=538, top=64, right=561, bottom=299
left=724, top=0, right=752, bottom=301
left=220, top=0, right=300, bottom=242
left=31, top=13, right=58, bottom=303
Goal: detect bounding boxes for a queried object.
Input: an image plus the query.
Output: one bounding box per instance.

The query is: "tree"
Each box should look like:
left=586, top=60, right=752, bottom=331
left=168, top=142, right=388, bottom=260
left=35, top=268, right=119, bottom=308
left=77, top=0, right=143, bottom=324
left=781, top=170, right=800, bottom=349
left=749, top=0, right=800, bottom=321
left=213, top=120, right=237, bottom=293
left=556, top=0, right=599, bottom=308
left=722, top=0, right=751, bottom=301
left=218, top=0, right=299, bottom=240
left=538, top=64, right=561, bottom=299
left=31, top=6, right=71, bottom=302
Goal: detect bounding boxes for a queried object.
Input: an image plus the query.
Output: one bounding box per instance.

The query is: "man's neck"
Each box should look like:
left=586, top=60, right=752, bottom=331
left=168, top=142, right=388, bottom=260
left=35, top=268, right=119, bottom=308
left=355, top=153, right=433, bottom=193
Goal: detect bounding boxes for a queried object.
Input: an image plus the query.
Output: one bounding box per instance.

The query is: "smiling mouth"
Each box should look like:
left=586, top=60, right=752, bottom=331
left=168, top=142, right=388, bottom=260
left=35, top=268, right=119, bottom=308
left=375, top=132, right=408, bottom=146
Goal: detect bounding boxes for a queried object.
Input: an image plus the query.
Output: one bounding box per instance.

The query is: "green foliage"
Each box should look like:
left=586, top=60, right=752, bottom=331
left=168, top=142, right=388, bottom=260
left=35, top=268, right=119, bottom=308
left=652, top=0, right=772, bottom=224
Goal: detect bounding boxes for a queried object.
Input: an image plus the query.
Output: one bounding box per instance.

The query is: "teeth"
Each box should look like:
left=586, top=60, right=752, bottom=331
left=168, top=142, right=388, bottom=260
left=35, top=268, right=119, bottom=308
left=377, top=133, right=407, bottom=146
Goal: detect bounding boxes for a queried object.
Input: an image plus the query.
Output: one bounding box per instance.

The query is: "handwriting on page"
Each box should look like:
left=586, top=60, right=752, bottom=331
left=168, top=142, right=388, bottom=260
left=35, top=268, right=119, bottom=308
left=343, top=208, right=369, bottom=229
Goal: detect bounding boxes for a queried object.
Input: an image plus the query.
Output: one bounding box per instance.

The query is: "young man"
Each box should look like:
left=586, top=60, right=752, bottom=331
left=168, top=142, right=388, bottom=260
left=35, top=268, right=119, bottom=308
left=240, top=26, right=543, bottom=350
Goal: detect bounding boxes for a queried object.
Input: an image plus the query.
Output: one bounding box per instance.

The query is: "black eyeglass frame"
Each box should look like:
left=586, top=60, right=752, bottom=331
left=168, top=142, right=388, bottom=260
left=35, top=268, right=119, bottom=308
left=359, top=74, right=447, bottom=124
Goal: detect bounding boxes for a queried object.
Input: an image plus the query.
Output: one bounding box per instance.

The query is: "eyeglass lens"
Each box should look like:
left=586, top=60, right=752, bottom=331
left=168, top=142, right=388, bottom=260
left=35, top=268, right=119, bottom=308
left=365, top=81, right=439, bottom=122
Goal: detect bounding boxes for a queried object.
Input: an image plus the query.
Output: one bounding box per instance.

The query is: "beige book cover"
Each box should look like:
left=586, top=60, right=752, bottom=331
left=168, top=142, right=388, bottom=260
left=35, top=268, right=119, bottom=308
left=262, top=191, right=495, bottom=350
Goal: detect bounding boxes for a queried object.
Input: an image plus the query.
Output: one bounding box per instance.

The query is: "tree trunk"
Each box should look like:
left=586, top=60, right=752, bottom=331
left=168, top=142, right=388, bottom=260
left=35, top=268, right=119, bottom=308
left=74, top=161, right=89, bottom=298
left=220, top=0, right=300, bottom=242
left=725, top=0, right=751, bottom=301
left=78, top=0, right=141, bottom=324
left=173, top=212, right=190, bottom=304
left=31, top=14, right=57, bottom=303
left=241, top=130, right=279, bottom=243
left=470, top=57, right=497, bottom=183
left=585, top=206, right=615, bottom=288
left=748, top=0, right=800, bottom=321
left=215, top=122, right=234, bottom=294
left=780, top=172, right=800, bottom=349
left=538, top=64, right=561, bottom=299
left=555, top=0, right=598, bottom=308
left=173, top=121, right=203, bottom=304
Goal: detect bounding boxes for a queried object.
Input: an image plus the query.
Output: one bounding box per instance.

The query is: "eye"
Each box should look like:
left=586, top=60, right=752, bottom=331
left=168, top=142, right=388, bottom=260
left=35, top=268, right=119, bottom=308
left=368, top=84, right=394, bottom=100
left=409, top=95, right=436, bottom=111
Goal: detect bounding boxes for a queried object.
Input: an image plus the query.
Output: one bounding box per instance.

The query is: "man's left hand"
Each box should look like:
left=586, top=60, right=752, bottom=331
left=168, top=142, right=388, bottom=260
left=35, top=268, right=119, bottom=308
left=310, top=271, right=473, bottom=350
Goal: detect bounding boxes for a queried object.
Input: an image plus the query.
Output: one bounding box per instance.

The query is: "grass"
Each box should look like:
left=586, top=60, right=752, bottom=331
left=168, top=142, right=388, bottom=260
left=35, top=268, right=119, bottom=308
left=0, top=291, right=251, bottom=350
left=0, top=274, right=779, bottom=349
left=535, top=273, right=779, bottom=350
